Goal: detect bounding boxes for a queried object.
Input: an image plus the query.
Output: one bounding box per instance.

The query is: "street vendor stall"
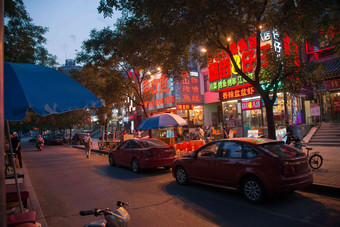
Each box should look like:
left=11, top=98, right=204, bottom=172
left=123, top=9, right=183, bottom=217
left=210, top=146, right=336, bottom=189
left=138, top=113, right=187, bottom=145
left=98, top=132, right=120, bottom=150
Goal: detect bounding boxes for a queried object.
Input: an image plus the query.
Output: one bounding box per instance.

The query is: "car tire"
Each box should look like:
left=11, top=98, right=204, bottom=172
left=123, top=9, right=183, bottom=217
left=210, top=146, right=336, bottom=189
left=163, top=166, right=171, bottom=170
left=241, top=177, right=265, bottom=203
left=131, top=158, right=140, bottom=173
left=109, top=154, right=116, bottom=167
left=175, top=166, right=189, bottom=185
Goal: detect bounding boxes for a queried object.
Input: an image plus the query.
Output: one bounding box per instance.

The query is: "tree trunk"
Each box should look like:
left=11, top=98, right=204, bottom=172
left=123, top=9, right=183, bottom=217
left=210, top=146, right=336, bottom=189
left=263, top=98, right=276, bottom=140
left=284, top=92, right=288, bottom=122
left=69, top=126, right=73, bottom=143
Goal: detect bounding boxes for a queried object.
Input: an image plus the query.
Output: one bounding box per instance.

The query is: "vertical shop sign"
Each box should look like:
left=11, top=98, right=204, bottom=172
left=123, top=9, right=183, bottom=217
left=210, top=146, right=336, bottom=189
left=177, top=71, right=203, bottom=103
left=333, top=99, right=340, bottom=113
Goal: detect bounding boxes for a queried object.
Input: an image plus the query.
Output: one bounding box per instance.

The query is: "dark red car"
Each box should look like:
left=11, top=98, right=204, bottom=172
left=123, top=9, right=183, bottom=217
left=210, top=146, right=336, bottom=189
left=109, top=138, right=176, bottom=173
left=172, top=138, right=313, bottom=203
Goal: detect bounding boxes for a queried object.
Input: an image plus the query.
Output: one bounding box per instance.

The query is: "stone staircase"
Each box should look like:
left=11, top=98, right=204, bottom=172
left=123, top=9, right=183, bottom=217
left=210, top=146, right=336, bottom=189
left=308, top=123, right=340, bottom=146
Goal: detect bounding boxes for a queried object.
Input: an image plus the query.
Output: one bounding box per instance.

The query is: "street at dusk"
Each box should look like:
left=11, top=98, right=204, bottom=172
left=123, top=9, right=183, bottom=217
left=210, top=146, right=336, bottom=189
left=21, top=141, right=340, bottom=227
left=2, top=1, right=340, bottom=227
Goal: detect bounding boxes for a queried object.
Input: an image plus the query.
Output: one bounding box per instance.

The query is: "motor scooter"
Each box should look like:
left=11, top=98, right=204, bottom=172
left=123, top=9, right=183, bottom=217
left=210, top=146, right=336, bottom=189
left=80, top=201, right=130, bottom=227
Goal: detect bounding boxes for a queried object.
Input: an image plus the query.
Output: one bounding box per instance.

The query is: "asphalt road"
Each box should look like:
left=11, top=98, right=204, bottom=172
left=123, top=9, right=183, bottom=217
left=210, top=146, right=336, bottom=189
left=22, top=142, right=340, bottom=227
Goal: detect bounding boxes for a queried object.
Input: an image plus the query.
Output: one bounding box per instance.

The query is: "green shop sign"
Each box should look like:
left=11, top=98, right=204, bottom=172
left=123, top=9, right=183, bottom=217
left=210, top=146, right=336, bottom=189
left=209, top=73, right=253, bottom=91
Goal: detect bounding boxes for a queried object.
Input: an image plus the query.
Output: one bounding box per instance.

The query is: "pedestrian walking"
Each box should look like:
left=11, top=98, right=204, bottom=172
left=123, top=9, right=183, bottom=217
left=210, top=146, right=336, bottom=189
left=84, top=133, right=93, bottom=159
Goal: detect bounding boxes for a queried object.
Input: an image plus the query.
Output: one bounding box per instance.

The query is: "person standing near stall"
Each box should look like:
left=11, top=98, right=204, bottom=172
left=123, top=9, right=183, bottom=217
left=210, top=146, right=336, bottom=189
left=10, top=132, right=22, bottom=168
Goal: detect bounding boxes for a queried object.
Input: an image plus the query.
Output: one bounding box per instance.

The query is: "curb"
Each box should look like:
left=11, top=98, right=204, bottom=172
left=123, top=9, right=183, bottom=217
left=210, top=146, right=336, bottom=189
left=72, top=145, right=109, bottom=155
left=21, top=162, right=48, bottom=227
left=303, top=183, right=340, bottom=198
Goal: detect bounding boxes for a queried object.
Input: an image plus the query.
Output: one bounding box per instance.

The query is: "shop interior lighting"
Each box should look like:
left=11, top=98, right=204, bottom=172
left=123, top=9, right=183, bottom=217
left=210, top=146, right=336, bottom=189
left=201, top=48, right=207, bottom=53
left=226, top=100, right=237, bottom=103
left=241, top=96, right=261, bottom=102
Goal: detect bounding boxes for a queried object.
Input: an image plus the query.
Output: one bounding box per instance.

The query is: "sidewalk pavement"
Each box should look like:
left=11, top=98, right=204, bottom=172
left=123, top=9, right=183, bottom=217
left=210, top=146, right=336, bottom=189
left=12, top=139, right=339, bottom=226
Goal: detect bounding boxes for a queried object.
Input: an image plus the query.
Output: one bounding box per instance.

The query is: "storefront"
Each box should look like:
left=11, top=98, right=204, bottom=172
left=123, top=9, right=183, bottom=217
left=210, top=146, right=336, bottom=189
left=142, top=71, right=204, bottom=142
left=207, top=29, right=296, bottom=138
left=304, top=77, right=340, bottom=123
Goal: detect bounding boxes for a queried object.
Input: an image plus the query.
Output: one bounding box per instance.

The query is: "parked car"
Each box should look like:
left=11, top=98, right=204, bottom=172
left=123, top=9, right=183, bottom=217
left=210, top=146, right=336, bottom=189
left=43, top=135, right=64, bottom=145
left=28, top=136, right=38, bottom=143
left=108, top=138, right=177, bottom=173
left=172, top=138, right=313, bottom=203
left=72, top=133, right=87, bottom=145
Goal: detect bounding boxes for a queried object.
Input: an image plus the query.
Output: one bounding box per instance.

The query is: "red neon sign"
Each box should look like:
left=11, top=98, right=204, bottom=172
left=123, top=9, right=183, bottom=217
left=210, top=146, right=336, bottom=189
left=220, top=87, right=255, bottom=101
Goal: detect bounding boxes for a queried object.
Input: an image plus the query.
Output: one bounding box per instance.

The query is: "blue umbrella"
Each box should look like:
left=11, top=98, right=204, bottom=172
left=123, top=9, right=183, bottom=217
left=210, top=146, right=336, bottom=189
left=138, top=113, right=187, bottom=130
left=2, top=62, right=104, bottom=214
left=4, top=62, right=103, bottom=121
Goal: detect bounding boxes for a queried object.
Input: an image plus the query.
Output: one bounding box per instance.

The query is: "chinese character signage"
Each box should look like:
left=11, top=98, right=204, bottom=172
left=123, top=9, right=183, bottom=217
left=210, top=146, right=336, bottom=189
left=176, top=103, right=193, bottom=110
left=176, top=71, right=203, bottom=104
left=241, top=100, right=261, bottom=110
left=208, top=32, right=273, bottom=93
left=323, top=78, right=340, bottom=90
left=220, top=86, right=256, bottom=101
left=142, top=74, right=175, bottom=110
left=207, top=30, right=292, bottom=101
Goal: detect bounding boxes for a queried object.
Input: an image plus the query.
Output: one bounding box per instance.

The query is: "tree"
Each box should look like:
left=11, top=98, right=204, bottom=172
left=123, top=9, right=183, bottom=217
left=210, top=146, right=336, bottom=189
left=71, top=54, right=127, bottom=133
left=98, top=0, right=339, bottom=139
left=4, top=0, right=57, bottom=67
left=76, top=25, right=156, bottom=119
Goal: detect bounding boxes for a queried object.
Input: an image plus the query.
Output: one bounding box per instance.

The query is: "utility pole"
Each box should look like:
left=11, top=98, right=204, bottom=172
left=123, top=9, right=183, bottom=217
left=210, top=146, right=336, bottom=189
left=0, top=0, right=7, bottom=225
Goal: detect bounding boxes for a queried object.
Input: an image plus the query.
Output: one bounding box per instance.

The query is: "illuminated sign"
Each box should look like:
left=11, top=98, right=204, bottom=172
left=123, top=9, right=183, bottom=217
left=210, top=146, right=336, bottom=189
left=207, top=32, right=272, bottom=93
left=142, top=74, right=175, bottom=110
left=220, top=86, right=255, bottom=101
left=176, top=103, right=193, bottom=110
left=241, top=100, right=261, bottom=110
left=190, top=71, right=198, bottom=77
left=177, top=71, right=203, bottom=103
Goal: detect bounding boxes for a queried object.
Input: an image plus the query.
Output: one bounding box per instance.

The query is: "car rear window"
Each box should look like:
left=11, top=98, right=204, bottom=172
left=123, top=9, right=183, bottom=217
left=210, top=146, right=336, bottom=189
left=261, top=143, right=304, bottom=158
left=139, top=140, right=168, bottom=148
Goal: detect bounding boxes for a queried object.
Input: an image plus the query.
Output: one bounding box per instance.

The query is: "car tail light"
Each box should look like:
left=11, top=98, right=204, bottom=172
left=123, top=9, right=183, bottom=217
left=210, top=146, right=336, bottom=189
left=281, top=160, right=296, bottom=177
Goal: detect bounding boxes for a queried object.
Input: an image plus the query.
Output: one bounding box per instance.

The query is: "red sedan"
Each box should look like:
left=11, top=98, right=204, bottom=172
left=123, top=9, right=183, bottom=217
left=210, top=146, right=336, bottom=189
left=172, top=138, right=313, bottom=203
left=109, top=138, right=176, bottom=173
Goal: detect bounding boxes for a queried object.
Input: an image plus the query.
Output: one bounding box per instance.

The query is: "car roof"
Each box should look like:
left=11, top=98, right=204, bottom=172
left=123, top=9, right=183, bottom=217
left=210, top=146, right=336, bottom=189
left=217, top=137, right=282, bottom=145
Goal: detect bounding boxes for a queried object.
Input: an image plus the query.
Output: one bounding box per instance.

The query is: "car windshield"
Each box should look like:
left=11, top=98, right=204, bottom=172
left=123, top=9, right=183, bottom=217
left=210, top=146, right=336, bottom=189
left=261, top=143, right=304, bottom=158
left=139, top=140, right=168, bottom=148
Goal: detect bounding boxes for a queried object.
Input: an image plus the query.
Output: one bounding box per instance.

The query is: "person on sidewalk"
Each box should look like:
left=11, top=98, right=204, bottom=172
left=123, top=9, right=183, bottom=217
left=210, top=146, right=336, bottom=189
left=84, top=133, right=93, bottom=159
left=10, top=132, right=22, bottom=168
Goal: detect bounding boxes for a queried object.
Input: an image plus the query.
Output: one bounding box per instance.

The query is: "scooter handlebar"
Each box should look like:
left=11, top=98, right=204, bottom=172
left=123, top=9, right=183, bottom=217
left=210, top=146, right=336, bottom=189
left=79, top=210, right=95, bottom=216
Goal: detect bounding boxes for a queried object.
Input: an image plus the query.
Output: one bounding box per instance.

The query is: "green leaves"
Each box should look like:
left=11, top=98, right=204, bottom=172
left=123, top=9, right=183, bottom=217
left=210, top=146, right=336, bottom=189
left=4, top=0, right=57, bottom=67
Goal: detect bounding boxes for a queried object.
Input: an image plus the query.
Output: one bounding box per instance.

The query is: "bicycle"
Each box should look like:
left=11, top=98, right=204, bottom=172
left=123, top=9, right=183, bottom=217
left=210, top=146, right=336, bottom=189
left=302, top=144, right=323, bottom=169
left=292, top=137, right=323, bottom=169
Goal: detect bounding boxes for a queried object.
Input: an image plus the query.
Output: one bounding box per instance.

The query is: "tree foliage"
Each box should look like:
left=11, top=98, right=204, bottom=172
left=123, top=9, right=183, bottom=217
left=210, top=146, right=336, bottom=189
left=4, top=0, right=57, bottom=67
left=98, top=0, right=339, bottom=139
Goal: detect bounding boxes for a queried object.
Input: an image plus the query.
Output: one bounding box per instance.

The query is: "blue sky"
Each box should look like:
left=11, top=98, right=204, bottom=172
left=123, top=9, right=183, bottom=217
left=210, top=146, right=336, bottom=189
left=25, top=0, right=120, bottom=65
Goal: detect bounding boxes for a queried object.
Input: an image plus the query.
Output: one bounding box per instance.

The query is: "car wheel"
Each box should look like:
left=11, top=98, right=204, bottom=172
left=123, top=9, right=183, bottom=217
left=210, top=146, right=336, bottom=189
left=242, top=177, right=265, bottom=203
left=131, top=158, right=140, bottom=173
left=109, top=154, right=116, bottom=167
left=163, top=166, right=171, bottom=170
left=175, top=166, right=189, bottom=185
